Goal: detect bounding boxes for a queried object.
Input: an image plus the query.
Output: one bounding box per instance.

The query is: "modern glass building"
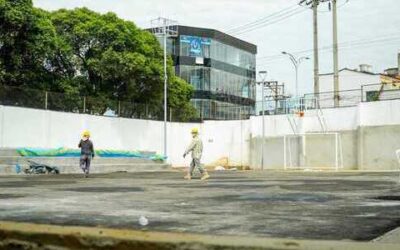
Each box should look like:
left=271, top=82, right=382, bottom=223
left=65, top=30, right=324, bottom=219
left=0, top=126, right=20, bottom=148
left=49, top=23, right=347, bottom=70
left=154, top=25, right=257, bottom=120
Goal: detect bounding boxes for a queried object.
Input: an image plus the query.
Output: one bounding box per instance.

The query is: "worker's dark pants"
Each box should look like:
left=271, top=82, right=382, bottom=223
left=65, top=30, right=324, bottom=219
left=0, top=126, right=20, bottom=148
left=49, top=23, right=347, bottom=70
left=80, top=154, right=92, bottom=174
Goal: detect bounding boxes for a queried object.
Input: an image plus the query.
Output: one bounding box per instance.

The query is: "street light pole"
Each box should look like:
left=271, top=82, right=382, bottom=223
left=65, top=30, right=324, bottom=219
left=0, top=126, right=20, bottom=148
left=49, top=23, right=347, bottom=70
left=163, top=19, right=168, bottom=158
left=282, top=51, right=309, bottom=97
left=258, top=70, right=267, bottom=171
left=150, top=17, right=178, bottom=159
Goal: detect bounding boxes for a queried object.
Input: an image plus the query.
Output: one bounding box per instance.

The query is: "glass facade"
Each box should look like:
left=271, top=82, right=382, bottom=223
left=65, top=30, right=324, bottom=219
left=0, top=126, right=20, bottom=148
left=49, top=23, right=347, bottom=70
left=179, top=65, right=255, bottom=99
left=192, top=99, right=253, bottom=120
left=172, top=32, right=256, bottom=120
left=179, top=37, right=255, bottom=71
left=156, top=36, right=176, bottom=55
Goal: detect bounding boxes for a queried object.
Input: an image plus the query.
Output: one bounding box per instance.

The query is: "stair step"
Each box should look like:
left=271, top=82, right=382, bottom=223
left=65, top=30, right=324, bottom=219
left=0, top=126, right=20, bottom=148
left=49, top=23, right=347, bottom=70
left=0, top=156, right=159, bottom=165
left=0, top=148, right=19, bottom=157
left=0, top=163, right=170, bottom=175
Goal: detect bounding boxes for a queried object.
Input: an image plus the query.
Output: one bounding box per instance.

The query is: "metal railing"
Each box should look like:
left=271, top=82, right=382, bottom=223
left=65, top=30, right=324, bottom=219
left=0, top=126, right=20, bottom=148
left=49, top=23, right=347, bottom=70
left=259, top=83, right=400, bottom=116
left=304, top=88, right=362, bottom=109
left=0, top=85, right=254, bottom=121
left=0, top=85, right=165, bottom=120
left=361, top=83, right=400, bottom=102
left=2, top=83, right=399, bottom=120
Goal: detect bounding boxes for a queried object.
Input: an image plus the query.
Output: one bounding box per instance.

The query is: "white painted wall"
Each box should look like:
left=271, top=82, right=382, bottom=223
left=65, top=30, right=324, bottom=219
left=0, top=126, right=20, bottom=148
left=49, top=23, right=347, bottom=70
left=249, top=106, right=359, bottom=137
left=319, top=69, right=381, bottom=108
left=359, top=99, right=400, bottom=127
left=319, top=69, right=381, bottom=92
left=0, top=99, right=399, bottom=167
left=0, top=106, right=249, bottom=167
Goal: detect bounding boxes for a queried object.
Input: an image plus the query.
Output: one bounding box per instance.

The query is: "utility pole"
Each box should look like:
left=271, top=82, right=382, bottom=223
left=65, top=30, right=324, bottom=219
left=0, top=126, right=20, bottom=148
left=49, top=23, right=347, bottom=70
left=312, top=0, right=320, bottom=95
left=151, top=17, right=178, bottom=158
left=300, top=0, right=330, bottom=96
left=332, top=0, right=340, bottom=107
left=258, top=71, right=267, bottom=171
left=301, top=0, right=346, bottom=105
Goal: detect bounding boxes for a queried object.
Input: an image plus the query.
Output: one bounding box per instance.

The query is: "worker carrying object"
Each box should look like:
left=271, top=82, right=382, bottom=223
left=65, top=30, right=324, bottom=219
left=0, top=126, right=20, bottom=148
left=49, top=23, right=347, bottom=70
left=78, top=130, right=95, bottom=178
left=183, top=128, right=210, bottom=180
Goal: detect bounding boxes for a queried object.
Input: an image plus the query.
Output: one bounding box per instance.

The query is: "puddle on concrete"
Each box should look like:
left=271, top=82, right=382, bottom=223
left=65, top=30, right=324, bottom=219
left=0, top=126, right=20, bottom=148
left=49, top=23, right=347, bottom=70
left=240, top=193, right=335, bottom=203
left=282, top=180, right=393, bottom=192
left=211, top=193, right=336, bottom=203
left=0, top=180, right=77, bottom=188
left=0, top=194, right=26, bottom=199
left=361, top=201, right=400, bottom=207
left=373, top=196, right=400, bottom=201
left=62, top=187, right=145, bottom=193
left=361, top=196, right=400, bottom=207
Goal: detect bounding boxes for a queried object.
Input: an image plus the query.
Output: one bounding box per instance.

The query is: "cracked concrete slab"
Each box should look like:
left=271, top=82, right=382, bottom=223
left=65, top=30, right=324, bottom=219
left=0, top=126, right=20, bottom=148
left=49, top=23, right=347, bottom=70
left=1, top=171, right=400, bottom=241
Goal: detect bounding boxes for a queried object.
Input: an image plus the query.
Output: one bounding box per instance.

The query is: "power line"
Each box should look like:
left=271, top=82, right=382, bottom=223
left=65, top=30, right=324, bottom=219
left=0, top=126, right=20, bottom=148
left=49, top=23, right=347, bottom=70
left=225, top=4, right=299, bottom=33
left=233, top=8, right=307, bottom=36
left=256, top=34, right=400, bottom=66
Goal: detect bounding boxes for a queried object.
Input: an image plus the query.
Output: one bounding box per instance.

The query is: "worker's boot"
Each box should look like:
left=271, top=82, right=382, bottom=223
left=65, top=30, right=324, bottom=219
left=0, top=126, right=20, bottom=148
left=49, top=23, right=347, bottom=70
left=200, top=172, right=210, bottom=181
left=184, top=174, right=191, bottom=180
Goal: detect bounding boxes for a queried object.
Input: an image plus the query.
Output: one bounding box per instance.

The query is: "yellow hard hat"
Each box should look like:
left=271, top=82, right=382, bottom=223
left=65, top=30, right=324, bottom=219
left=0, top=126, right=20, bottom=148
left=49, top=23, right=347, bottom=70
left=82, top=130, right=90, bottom=137
left=191, top=128, right=199, bottom=134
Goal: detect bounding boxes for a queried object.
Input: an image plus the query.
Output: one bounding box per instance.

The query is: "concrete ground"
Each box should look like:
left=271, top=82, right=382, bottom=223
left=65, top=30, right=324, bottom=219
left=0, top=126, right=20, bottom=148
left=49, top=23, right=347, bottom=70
left=1, top=170, right=400, bottom=241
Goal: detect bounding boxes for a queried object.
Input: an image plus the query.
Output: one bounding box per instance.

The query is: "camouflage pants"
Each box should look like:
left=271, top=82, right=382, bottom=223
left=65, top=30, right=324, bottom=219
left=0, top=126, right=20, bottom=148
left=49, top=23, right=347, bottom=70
left=189, top=158, right=205, bottom=176
left=80, top=154, right=92, bottom=174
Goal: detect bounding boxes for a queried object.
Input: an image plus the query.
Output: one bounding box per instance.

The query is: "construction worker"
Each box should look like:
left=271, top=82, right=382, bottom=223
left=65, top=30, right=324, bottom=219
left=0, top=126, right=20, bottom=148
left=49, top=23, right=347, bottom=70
left=183, top=128, right=210, bottom=180
left=78, top=130, right=94, bottom=178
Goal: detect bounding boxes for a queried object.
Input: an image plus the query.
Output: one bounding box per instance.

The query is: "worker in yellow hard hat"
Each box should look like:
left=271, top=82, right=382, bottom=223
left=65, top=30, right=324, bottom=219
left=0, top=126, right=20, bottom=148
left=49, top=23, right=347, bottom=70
left=183, top=128, right=210, bottom=180
left=78, top=130, right=95, bottom=178
left=82, top=130, right=90, bottom=137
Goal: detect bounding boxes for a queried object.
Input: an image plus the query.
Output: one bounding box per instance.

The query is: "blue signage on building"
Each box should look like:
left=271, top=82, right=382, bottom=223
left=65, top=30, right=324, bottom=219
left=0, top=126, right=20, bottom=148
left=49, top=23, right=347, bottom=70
left=180, top=35, right=211, bottom=56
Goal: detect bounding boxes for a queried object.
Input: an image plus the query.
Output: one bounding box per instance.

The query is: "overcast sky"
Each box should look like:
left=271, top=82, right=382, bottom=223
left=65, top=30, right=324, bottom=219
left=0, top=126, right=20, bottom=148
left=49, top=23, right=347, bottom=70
left=33, top=0, right=400, bottom=99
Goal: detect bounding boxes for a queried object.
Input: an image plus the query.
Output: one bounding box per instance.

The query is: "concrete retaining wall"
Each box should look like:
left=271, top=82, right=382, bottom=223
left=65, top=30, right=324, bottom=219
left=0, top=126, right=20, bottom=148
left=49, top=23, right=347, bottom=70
left=248, top=100, right=400, bottom=170
left=0, top=106, right=249, bottom=168
left=358, top=125, right=400, bottom=170
left=0, top=99, right=400, bottom=170
left=251, top=131, right=359, bottom=170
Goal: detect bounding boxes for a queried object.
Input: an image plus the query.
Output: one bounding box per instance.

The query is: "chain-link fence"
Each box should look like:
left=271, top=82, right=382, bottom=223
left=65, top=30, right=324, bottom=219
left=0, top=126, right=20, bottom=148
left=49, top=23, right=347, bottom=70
left=0, top=85, right=166, bottom=120
left=0, top=86, right=46, bottom=109
left=304, top=88, right=362, bottom=109
left=0, top=85, right=253, bottom=122
left=2, top=84, right=399, bottom=120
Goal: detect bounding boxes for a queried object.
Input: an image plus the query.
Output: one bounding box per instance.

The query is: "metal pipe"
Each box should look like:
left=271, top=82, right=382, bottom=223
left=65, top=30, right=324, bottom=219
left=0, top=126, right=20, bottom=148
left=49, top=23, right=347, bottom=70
left=261, top=82, right=265, bottom=170
left=45, top=91, right=48, bottom=110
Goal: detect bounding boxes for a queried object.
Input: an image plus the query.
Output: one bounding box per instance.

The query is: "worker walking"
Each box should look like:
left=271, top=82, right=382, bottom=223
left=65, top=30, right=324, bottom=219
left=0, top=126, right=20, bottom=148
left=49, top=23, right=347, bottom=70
left=183, top=128, right=210, bottom=180
left=78, top=130, right=95, bottom=178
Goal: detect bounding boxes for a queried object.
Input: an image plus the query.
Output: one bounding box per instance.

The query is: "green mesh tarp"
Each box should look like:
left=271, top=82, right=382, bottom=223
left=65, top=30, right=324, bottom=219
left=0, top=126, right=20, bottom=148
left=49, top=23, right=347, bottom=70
left=16, top=147, right=166, bottom=161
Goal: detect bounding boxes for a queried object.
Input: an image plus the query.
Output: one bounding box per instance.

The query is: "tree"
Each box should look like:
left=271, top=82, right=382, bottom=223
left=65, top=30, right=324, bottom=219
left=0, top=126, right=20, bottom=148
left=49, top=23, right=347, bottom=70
left=168, top=75, right=197, bottom=122
left=50, top=7, right=196, bottom=120
left=0, top=0, right=58, bottom=89
left=0, top=3, right=197, bottom=121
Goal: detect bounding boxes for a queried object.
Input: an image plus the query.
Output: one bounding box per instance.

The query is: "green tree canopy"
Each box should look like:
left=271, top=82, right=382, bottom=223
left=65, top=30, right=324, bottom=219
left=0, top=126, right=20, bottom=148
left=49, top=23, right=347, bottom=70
left=0, top=0, right=58, bottom=88
left=0, top=1, right=197, bottom=121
